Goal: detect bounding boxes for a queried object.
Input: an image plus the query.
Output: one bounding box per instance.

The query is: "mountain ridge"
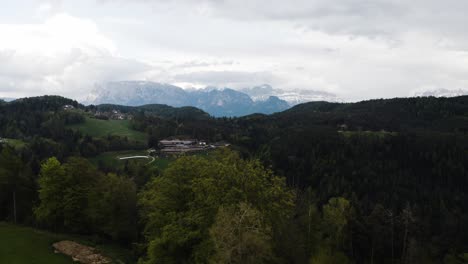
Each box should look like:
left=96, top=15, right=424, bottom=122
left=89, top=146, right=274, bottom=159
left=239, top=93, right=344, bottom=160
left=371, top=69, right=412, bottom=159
left=240, top=84, right=341, bottom=105
left=84, top=81, right=290, bottom=117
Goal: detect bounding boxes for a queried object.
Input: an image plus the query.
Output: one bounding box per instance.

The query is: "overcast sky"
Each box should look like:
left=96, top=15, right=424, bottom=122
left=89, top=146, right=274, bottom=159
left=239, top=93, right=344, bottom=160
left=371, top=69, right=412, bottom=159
left=1, top=0, right=468, bottom=101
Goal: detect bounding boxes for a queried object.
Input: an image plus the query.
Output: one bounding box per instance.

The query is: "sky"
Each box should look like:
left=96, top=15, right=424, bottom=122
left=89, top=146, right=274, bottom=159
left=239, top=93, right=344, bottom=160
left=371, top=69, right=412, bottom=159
left=1, top=0, right=468, bottom=101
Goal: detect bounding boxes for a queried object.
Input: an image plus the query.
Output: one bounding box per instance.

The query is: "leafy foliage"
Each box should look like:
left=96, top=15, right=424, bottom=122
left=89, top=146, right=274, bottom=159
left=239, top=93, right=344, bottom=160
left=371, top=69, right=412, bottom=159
left=209, top=202, right=273, bottom=264
left=35, top=157, right=137, bottom=241
left=1, top=95, right=468, bottom=263
left=138, top=149, right=294, bottom=263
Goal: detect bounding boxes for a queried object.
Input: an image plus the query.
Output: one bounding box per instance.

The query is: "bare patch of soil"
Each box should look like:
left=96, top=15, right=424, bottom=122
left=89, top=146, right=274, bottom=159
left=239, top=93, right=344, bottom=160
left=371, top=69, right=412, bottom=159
left=52, top=240, right=111, bottom=264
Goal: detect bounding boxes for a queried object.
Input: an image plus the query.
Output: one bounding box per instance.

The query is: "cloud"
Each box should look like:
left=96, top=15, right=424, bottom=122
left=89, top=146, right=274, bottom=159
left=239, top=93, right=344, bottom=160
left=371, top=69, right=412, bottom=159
left=0, top=13, right=152, bottom=99
left=99, top=0, right=468, bottom=43
left=2, top=1, right=468, bottom=101
left=35, top=0, right=63, bottom=18
left=173, top=70, right=281, bottom=88
left=173, top=60, right=236, bottom=69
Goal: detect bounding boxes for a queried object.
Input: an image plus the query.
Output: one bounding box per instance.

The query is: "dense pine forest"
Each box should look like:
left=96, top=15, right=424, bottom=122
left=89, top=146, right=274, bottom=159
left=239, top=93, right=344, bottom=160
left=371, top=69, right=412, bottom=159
left=0, top=95, right=467, bottom=263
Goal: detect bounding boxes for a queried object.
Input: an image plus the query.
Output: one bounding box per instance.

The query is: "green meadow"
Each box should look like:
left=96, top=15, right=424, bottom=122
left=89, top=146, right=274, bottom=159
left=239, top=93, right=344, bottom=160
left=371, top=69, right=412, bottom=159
left=91, top=150, right=173, bottom=171
left=0, top=222, right=134, bottom=264
left=68, top=117, right=147, bottom=143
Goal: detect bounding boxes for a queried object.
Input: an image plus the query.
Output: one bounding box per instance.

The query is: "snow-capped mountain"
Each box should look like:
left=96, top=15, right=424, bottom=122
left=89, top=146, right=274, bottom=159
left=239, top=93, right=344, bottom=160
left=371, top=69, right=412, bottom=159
left=0, top=97, right=16, bottom=102
left=189, top=88, right=255, bottom=117
left=414, top=88, right=468, bottom=98
left=240, top=84, right=340, bottom=105
left=85, top=81, right=190, bottom=107
left=84, top=81, right=290, bottom=117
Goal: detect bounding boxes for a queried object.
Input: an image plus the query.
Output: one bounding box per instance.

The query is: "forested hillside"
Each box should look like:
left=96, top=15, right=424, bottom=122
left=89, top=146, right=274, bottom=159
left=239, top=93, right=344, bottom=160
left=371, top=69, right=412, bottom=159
left=0, top=95, right=467, bottom=263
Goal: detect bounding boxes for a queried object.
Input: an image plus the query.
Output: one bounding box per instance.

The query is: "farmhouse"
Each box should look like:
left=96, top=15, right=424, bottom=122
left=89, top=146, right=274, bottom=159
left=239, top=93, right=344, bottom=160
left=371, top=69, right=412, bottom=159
left=159, top=139, right=196, bottom=146
left=94, top=109, right=130, bottom=120
left=63, top=105, right=75, bottom=110
left=158, top=139, right=210, bottom=155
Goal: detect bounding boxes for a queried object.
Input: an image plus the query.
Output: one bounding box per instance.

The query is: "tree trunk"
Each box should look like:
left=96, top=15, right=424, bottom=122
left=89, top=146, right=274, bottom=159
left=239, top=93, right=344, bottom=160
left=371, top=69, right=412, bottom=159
left=391, top=217, right=394, bottom=264
left=402, top=222, right=408, bottom=264
left=308, top=205, right=311, bottom=246
left=13, top=190, right=17, bottom=223
left=386, top=209, right=395, bottom=264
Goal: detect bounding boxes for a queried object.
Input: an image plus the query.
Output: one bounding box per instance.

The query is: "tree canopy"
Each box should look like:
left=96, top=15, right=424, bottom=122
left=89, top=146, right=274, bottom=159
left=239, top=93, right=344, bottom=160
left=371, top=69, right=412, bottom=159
left=138, top=149, right=295, bottom=263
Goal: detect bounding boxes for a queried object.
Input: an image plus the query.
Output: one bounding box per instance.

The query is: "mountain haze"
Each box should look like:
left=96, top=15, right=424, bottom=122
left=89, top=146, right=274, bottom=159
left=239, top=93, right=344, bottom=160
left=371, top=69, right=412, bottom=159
left=86, top=81, right=189, bottom=107
left=84, top=81, right=290, bottom=117
left=240, top=84, right=340, bottom=105
left=414, top=88, right=468, bottom=98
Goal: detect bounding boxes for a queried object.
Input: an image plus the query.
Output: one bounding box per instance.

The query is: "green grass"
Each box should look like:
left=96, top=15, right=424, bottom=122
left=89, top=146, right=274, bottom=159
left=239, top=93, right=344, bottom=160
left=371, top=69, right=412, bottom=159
left=2, top=138, right=27, bottom=149
left=152, top=157, right=172, bottom=170
left=0, top=223, right=74, bottom=264
left=91, top=150, right=173, bottom=171
left=0, top=222, right=135, bottom=264
left=68, top=117, right=147, bottom=143
left=339, top=130, right=398, bottom=138
left=91, top=150, right=148, bottom=168
left=90, top=149, right=216, bottom=172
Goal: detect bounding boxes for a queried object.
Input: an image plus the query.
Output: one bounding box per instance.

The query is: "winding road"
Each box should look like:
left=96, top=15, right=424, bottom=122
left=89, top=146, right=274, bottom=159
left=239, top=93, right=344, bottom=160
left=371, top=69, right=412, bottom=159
left=119, top=155, right=155, bottom=165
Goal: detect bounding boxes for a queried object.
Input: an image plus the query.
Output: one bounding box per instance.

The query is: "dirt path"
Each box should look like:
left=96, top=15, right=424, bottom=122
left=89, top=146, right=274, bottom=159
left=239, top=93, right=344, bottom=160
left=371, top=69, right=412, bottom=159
left=119, top=155, right=155, bottom=164
left=52, top=240, right=110, bottom=264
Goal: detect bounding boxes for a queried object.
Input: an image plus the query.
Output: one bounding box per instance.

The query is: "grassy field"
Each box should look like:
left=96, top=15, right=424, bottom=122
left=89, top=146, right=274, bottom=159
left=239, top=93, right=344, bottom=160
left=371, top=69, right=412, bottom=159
left=90, top=149, right=217, bottom=172
left=339, top=130, right=398, bottom=138
left=91, top=150, right=148, bottom=168
left=1, top=138, right=27, bottom=149
left=91, top=150, right=173, bottom=171
left=0, top=223, right=73, bottom=264
left=68, top=117, right=148, bottom=143
left=0, top=222, right=134, bottom=264
left=152, top=157, right=172, bottom=170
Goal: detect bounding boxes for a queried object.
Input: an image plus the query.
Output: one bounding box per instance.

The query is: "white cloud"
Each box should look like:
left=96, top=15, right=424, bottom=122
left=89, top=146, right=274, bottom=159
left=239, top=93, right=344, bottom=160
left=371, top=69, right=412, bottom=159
left=0, top=13, right=116, bottom=55
left=0, top=13, right=152, bottom=99
left=173, top=70, right=280, bottom=89
left=1, top=0, right=468, bottom=101
left=35, top=0, right=63, bottom=18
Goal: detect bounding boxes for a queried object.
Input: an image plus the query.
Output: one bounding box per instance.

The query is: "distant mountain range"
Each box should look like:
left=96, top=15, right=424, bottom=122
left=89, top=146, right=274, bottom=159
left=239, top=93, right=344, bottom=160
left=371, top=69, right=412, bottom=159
left=81, top=82, right=468, bottom=117
left=240, top=84, right=340, bottom=105
left=84, top=81, right=291, bottom=117
left=414, top=88, right=468, bottom=98
left=0, top=97, right=16, bottom=102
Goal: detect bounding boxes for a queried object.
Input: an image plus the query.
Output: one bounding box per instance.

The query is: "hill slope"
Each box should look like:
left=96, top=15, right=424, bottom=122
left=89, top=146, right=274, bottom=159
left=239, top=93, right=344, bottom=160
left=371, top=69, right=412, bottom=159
left=96, top=103, right=210, bottom=120
left=67, top=117, right=148, bottom=143
left=273, top=96, right=468, bottom=132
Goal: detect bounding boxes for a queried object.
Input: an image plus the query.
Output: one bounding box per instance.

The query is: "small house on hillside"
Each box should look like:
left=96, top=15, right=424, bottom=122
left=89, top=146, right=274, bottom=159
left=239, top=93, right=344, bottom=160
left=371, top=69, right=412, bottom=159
left=158, top=139, right=211, bottom=155
left=159, top=139, right=197, bottom=147
left=338, top=124, right=348, bottom=131
left=63, top=105, right=75, bottom=110
left=94, top=109, right=128, bottom=120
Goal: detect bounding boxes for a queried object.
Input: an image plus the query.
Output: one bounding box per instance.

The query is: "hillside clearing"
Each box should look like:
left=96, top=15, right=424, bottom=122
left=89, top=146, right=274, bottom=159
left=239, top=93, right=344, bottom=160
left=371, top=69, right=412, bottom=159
left=0, top=138, right=27, bottom=149
left=0, top=223, right=73, bottom=264
left=67, top=117, right=147, bottom=143
left=91, top=150, right=172, bottom=170
left=0, top=223, right=134, bottom=264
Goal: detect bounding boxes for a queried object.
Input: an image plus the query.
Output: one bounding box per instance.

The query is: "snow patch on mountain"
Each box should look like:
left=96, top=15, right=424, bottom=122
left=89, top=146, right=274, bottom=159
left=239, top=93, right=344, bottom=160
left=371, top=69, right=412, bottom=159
left=240, top=84, right=341, bottom=105
left=413, top=88, right=468, bottom=98
left=0, top=97, right=16, bottom=102
left=83, top=81, right=290, bottom=117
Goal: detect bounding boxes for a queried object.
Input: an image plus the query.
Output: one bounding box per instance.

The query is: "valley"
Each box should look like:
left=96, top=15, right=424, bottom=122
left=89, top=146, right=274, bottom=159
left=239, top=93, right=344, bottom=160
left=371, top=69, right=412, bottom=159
left=0, top=95, right=467, bottom=264
left=4, top=1, right=468, bottom=263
